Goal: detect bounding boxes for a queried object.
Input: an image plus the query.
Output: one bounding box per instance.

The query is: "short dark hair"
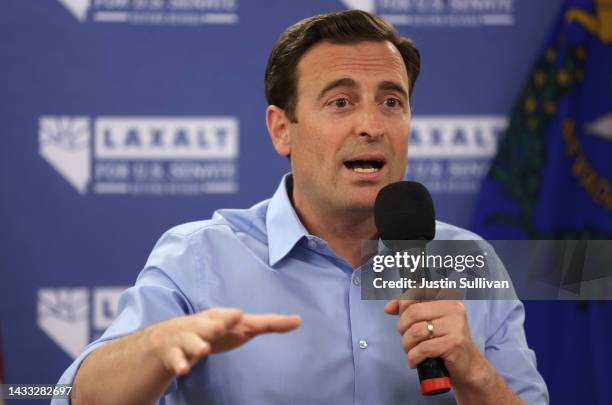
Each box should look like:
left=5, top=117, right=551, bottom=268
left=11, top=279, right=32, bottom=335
left=264, top=10, right=421, bottom=122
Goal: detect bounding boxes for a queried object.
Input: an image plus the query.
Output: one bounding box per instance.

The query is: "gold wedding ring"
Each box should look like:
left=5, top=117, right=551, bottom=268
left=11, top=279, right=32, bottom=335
left=427, top=320, right=434, bottom=339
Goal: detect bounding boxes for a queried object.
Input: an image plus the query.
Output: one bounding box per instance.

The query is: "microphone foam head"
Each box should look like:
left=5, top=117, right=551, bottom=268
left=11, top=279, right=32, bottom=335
left=374, top=181, right=436, bottom=241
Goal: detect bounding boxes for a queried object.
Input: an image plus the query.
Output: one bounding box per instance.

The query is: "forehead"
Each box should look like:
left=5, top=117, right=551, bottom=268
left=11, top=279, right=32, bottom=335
left=295, top=40, right=409, bottom=95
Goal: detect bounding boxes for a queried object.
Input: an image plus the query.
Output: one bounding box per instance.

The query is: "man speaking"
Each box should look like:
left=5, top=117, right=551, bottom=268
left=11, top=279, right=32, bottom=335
left=54, top=10, right=548, bottom=405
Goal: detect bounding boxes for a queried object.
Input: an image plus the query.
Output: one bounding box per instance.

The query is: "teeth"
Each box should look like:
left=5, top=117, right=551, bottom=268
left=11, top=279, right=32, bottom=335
left=352, top=167, right=379, bottom=173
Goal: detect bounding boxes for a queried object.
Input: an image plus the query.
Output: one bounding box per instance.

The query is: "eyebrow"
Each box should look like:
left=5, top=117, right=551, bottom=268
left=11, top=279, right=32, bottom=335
left=317, top=78, right=409, bottom=102
left=378, top=81, right=408, bottom=102
left=317, top=78, right=357, bottom=101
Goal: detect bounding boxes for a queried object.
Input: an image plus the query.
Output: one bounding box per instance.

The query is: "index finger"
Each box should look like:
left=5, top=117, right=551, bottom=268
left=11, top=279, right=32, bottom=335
left=197, top=307, right=243, bottom=332
left=241, top=314, right=302, bottom=335
left=384, top=298, right=419, bottom=316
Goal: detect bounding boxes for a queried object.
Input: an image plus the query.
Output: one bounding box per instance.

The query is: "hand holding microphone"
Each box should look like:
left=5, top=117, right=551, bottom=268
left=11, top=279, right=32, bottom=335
left=384, top=298, right=490, bottom=393
left=375, top=181, right=489, bottom=395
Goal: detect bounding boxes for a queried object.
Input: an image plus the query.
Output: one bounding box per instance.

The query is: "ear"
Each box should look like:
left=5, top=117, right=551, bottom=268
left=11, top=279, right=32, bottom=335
left=266, top=105, right=291, bottom=157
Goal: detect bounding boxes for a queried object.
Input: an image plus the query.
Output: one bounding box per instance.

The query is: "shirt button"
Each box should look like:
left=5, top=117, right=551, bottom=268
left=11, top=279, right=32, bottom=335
left=352, top=276, right=361, bottom=286
left=308, top=239, right=317, bottom=249
left=358, top=339, right=368, bottom=349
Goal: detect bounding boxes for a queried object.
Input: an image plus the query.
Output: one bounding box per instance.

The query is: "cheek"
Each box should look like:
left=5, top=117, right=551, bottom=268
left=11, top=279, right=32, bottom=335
left=297, top=123, right=335, bottom=161
left=289, top=126, right=326, bottom=174
left=389, top=124, right=409, bottom=152
left=389, top=125, right=410, bottom=171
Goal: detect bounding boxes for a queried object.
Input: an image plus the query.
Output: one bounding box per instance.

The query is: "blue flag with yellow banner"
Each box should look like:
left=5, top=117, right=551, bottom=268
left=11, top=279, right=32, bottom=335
left=472, top=0, right=611, bottom=239
left=471, top=1, right=612, bottom=403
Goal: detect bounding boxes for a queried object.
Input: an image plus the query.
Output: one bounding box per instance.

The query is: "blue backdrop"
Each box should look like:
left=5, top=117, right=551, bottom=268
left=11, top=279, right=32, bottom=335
left=2, top=0, right=610, bottom=404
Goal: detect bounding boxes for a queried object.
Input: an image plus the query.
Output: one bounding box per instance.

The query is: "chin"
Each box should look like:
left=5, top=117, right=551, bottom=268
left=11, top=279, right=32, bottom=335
left=341, top=193, right=377, bottom=212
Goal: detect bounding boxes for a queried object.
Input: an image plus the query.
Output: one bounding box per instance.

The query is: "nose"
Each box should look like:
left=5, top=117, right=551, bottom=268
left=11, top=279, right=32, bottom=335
left=355, top=104, right=385, bottom=141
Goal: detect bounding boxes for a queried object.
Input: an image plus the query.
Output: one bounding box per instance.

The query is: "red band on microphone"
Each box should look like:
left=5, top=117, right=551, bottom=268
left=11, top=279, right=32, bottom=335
left=420, top=376, right=451, bottom=395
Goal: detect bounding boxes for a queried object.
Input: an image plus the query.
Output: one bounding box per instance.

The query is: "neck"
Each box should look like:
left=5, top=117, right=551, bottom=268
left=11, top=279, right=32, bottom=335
left=292, top=197, right=377, bottom=269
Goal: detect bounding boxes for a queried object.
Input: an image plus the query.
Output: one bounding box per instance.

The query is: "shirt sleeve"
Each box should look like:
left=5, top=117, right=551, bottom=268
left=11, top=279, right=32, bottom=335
left=477, top=240, right=549, bottom=404
left=52, top=230, right=199, bottom=405
left=485, top=298, right=549, bottom=404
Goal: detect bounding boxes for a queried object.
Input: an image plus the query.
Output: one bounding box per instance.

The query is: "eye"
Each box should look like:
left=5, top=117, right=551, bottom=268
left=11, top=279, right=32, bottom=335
left=330, top=98, right=350, bottom=109
left=383, top=98, right=402, bottom=108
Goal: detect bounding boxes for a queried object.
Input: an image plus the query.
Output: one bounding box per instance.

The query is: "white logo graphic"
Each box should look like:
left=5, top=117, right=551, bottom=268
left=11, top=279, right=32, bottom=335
left=39, top=116, right=239, bottom=195
left=340, top=0, right=375, bottom=12
left=407, top=116, right=507, bottom=193
left=58, top=0, right=90, bottom=22
left=37, top=288, right=88, bottom=359
left=57, top=0, right=239, bottom=26
left=39, top=116, right=91, bottom=194
left=340, top=0, right=515, bottom=27
left=38, top=287, right=126, bottom=359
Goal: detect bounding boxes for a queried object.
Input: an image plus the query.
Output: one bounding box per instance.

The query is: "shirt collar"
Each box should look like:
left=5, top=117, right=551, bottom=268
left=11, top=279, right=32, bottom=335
left=266, top=174, right=310, bottom=267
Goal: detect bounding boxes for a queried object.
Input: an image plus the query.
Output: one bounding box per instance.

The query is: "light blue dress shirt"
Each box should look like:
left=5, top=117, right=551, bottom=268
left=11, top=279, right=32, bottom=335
left=55, top=175, right=548, bottom=404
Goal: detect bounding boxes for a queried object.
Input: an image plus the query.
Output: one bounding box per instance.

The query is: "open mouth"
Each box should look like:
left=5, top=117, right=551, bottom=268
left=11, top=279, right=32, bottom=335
left=343, top=158, right=385, bottom=173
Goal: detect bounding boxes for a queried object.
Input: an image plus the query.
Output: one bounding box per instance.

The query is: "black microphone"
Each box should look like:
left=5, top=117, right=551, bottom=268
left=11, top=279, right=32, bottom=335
left=374, top=181, right=451, bottom=396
